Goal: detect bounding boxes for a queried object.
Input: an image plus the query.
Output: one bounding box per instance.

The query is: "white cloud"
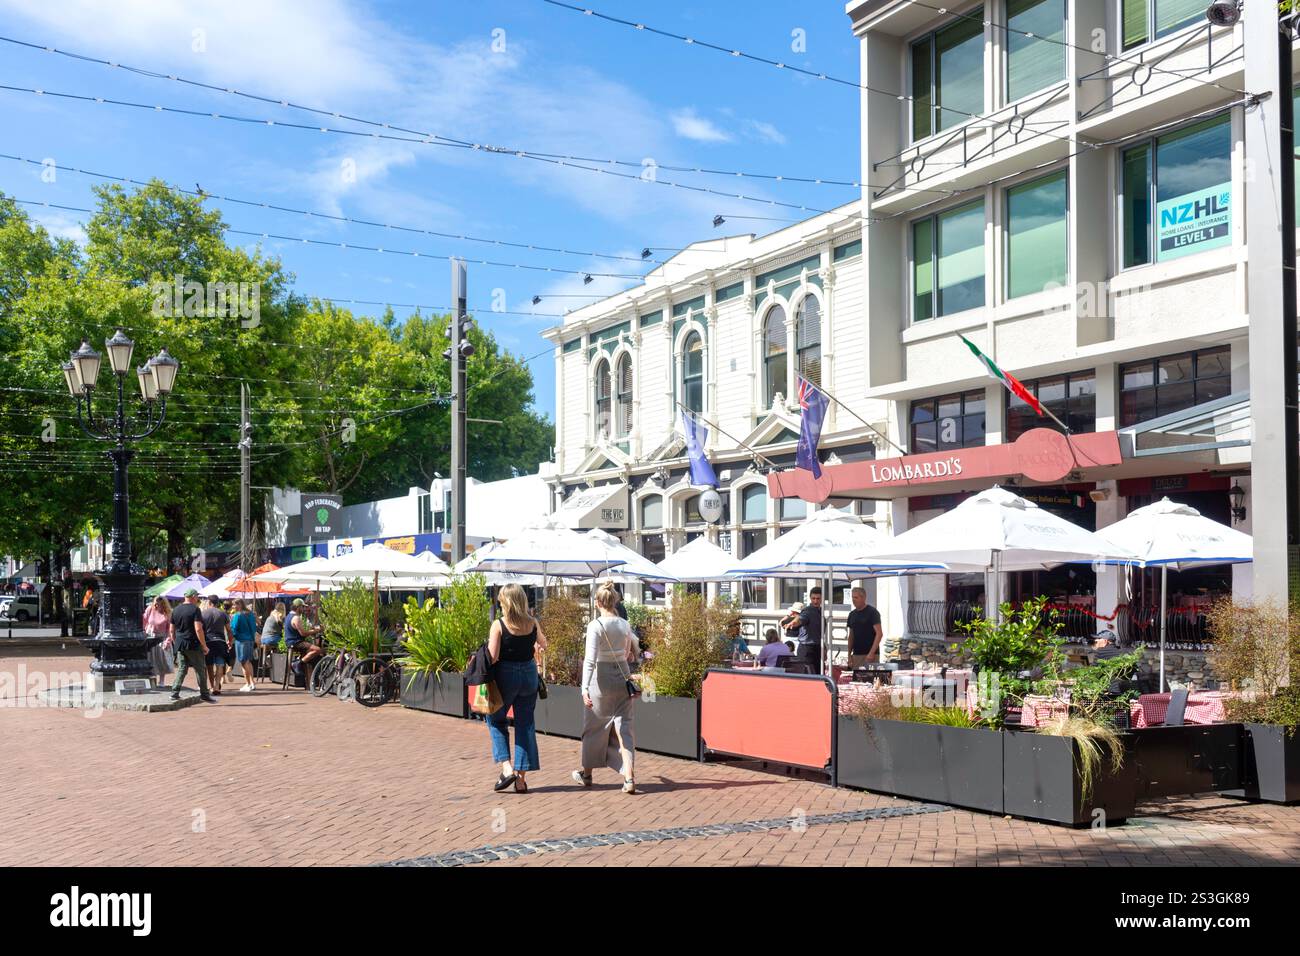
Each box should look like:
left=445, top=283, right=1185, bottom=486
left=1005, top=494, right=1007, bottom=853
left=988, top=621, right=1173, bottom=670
left=31, top=210, right=88, bottom=246
left=670, top=109, right=732, bottom=144
left=748, top=121, right=787, bottom=145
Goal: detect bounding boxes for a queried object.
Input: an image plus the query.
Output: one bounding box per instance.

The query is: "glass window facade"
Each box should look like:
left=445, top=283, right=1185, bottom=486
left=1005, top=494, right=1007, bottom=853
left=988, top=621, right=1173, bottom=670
left=1006, top=0, right=1065, bottom=101
left=1122, top=114, right=1232, bottom=267
left=1122, top=0, right=1204, bottom=51
left=913, top=199, right=985, bottom=321
left=615, top=354, right=632, bottom=437
left=593, top=359, right=611, bottom=438
left=910, top=389, right=986, bottom=453
left=1006, top=370, right=1096, bottom=440
left=795, top=296, right=821, bottom=387
left=1006, top=170, right=1067, bottom=299
left=1119, top=346, right=1232, bottom=427
left=911, top=7, right=985, bottom=140
left=763, top=307, right=787, bottom=407
left=681, top=332, right=704, bottom=414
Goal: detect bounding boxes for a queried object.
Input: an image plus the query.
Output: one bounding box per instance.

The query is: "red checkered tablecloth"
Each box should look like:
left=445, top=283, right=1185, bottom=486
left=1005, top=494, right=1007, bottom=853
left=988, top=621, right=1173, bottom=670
left=1018, top=695, right=1070, bottom=728
left=1131, top=692, right=1229, bottom=728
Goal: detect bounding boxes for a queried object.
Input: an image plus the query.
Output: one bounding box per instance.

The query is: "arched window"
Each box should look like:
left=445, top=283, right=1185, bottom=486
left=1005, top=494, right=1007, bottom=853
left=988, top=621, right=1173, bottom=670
left=615, top=354, right=633, bottom=438
left=795, top=295, right=821, bottom=387
left=763, top=306, right=787, bottom=408
left=593, top=359, right=612, bottom=438
left=638, top=494, right=664, bottom=603
left=681, top=331, right=704, bottom=414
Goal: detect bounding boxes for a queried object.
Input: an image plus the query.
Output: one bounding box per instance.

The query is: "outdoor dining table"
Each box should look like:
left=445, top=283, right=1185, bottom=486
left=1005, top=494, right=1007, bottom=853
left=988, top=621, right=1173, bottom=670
left=1016, top=691, right=1231, bottom=728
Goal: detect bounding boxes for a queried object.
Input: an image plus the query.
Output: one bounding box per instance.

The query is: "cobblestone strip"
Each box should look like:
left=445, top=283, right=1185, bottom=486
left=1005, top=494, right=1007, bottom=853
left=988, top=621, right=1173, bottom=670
left=382, top=802, right=952, bottom=867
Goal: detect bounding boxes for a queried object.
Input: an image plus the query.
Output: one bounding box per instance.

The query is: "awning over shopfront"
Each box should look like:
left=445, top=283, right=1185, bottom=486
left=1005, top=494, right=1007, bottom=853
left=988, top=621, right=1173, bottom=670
left=768, top=428, right=1124, bottom=502
left=1119, top=390, right=1251, bottom=458
left=553, top=483, right=630, bottom=530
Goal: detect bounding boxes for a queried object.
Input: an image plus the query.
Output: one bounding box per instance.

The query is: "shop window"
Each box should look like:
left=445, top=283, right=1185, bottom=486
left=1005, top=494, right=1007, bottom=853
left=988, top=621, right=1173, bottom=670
left=740, top=484, right=767, bottom=524
left=1006, top=370, right=1095, bottom=440
left=913, top=199, right=985, bottom=321
left=739, top=528, right=768, bottom=608
left=795, top=296, right=821, bottom=387
left=1121, top=0, right=1203, bottom=51
left=910, top=389, right=986, bottom=453
left=778, top=497, right=807, bottom=521
left=1119, top=346, right=1231, bottom=426
left=911, top=6, right=985, bottom=140
left=681, top=331, right=704, bottom=414
left=638, top=494, right=664, bottom=603
left=640, top=495, right=662, bottom=530
left=763, top=307, right=787, bottom=407
left=1121, top=114, right=1232, bottom=267
left=614, top=354, right=632, bottom=438
left=593, top=358, right=612, bottom=438
left=683, top=494, right=703, bottom=525
left=1006, top=170, right=1067, bottom=299
left=1006, top=0, right=1065, bottom=101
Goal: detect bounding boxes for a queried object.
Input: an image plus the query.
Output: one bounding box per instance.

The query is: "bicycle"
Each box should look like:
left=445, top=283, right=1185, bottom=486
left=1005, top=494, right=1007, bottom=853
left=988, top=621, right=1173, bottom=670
left=308, top=646, right=358, bottom=698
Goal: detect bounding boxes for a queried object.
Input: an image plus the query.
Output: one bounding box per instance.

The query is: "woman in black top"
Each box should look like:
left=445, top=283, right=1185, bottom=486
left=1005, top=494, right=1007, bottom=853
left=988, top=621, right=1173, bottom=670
left=485, top=584, right=549, bottom=793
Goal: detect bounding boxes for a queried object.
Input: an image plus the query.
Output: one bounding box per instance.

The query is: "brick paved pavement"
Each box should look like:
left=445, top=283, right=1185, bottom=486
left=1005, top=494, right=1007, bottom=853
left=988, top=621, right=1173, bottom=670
left=2, top=649, right=1298, bottom=867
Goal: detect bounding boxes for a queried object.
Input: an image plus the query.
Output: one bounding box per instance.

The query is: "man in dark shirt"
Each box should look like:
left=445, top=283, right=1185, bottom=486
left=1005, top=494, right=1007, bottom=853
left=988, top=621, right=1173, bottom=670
left=797, top=587, right=824, bottom=674
left=846, top=586, right=883, bottom=667
left=201, top=596, right=232, bottom=694
left=168, top=589, right=214, bottom=702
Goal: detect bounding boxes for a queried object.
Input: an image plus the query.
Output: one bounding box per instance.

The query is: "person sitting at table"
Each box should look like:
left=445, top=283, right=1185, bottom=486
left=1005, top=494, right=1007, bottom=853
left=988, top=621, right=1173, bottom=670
left=1091, top=633, right=1125, bottom=660
left=756, top=628, right=791, bottom=669
left=784, top=640, right=796, bottom=655
left=285, top=597, right=324, bottom=684
left=722, top=618, right=749, bottom=659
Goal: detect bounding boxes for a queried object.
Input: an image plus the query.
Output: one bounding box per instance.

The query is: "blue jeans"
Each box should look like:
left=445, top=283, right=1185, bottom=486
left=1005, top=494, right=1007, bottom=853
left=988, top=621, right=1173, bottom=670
left=486, top=660, right=540, bottom=771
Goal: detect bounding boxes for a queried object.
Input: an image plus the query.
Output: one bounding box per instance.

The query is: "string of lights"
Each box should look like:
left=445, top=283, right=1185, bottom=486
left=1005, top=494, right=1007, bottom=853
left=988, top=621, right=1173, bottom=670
left=0, top=152, right=667, bottom=267
left=0, top=81, right=838, bottom=216
left=0, top=33, right=874, bottom=190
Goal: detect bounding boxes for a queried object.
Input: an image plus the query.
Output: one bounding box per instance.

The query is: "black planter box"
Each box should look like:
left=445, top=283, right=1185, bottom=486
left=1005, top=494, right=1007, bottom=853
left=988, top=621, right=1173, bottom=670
left=1003, top=730, right=1136, bottom=827
left=836, top=716, right=1005, bottom=814
left=400, top=670, right=436, bottom=712
left=269, top=652, right=287, bottom=685
left=1242, top=723, right=1300, bottom=804
left=635, top=694, right=700, bottom=759
left=431, top=671, right=467, bottom=718
left=1130, top=724, right=1243, bottom=801
left=534, top=684, right=584, bottom=739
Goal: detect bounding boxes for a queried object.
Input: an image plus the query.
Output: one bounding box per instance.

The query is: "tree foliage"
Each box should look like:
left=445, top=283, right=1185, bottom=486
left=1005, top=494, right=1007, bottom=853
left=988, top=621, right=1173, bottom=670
left=0, top=183, right=554, bottom=570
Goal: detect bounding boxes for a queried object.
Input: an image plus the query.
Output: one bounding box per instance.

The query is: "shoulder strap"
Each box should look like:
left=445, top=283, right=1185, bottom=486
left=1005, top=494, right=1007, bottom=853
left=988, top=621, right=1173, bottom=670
left=597, top=618, right=633, bottom=682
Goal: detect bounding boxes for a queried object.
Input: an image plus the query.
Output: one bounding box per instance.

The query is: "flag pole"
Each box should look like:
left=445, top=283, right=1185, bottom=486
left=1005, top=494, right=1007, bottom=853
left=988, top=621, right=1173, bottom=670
left=675, top=401, right=781, bottom=471
left=803, top=380, right=909, bottom=458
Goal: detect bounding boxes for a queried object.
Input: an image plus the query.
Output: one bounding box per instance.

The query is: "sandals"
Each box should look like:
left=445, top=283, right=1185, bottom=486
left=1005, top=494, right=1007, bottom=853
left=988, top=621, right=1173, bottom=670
left=622, top=778, right=636, bottom=794
left=493, top=771, right=517, bottom=792
left=571, top=770, right=593, bottom=787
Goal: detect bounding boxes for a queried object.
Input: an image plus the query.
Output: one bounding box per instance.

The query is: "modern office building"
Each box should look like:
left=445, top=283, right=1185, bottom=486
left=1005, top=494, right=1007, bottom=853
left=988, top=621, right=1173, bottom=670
left=549, top=2, right=1288, bottom=673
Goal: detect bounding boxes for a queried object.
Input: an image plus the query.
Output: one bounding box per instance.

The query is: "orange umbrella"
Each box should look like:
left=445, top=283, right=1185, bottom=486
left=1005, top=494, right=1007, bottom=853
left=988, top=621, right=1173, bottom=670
left=229, top=562, right=310, bottom=596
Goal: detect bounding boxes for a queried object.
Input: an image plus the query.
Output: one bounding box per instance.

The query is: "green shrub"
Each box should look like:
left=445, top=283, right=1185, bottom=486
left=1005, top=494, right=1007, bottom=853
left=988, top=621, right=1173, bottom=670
left=318, top=580, right=375, bottom=654
left=642, top=593, right=736, bottom=699
left=1034, top=646, right=1145, bottom=724
left=956, top=596, right=1063, bottom=726
left=539, top=589, right=589, bottom=687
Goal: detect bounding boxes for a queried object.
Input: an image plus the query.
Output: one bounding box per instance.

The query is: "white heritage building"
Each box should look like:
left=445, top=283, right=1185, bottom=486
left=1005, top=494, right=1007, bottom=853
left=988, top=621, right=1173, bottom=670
left=543, top=205, right=892, bottom=644
left=550, top=1, right=1284, bottom=666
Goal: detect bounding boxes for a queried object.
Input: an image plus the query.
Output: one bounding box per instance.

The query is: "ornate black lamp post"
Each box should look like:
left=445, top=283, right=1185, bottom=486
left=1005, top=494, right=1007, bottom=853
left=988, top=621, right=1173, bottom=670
left=62, top=330, right=179, bottom=690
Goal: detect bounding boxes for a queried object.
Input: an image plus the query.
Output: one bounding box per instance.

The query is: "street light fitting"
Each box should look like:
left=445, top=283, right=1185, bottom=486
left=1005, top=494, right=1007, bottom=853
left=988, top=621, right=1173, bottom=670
left=136, top=363, right=158, bottom=403
left=458, top=339, right=476, bottom=357
left=532, top=295, right=542, bottom=305
left=641, top=247, right=652, bottom=259
left=105, top=328, right=135, bottom=375
left=147, top=349, right=179, bottom=395
left=712, top=215, right=726, bottom=227
left=1204, top=1, right=1241, bottom=27
left=70, top=340, right=102, bottom=391
left=61, top=361, right=81, bottom=398
left=583, top=274, right=594, bottom=285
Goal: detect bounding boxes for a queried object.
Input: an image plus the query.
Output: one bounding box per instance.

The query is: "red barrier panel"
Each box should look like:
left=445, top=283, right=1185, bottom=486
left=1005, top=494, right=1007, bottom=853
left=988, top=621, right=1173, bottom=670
left=700, top=669, right=836, bottom=781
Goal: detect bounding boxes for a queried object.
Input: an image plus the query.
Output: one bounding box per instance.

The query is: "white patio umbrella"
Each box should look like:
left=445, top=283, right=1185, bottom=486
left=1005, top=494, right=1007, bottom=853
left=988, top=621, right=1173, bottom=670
left=315, top=543, right=453, bottom=651
left=250, top=555, right=332, bottom=587
left=452, top=540, right=546, bottom=587
left=471, top=517, right=632, bottom=579
left=856, top=486, right=1139, bottom=621
left=728, top=508, right=948, bottom=672
left=199, top=568, right=248, bottom=599
left=654, top=536, right=743, bottom=583
left=581, top=529, right=678, bottom=582
left=1095, top=497, right=1252, bottom=691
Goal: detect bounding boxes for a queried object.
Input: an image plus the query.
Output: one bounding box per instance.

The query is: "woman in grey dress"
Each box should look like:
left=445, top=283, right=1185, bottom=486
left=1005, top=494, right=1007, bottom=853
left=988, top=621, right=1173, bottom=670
left=573, top=582, right=640, bottom=794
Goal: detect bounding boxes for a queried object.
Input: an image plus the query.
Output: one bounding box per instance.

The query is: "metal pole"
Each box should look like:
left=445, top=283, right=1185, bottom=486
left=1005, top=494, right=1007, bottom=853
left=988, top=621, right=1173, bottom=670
left=1159, top=564, right=1167, bottom=695
left=240, top=382, right=250, bottom=571
left=1244, top=7, right=1300, bottom=613
left=451, top=258, right=468, bottom=565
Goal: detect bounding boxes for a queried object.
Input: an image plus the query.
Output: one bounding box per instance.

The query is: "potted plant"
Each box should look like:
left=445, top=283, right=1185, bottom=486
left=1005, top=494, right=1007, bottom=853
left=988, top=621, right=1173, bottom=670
left=400, top=573, right=489, bottom=718
left=532, top=588, right=588, bottom=738
left=1003, top=715, right=1136, bottom=826
left=837, top=691, right=1006, bottom=814
left=1208, top=597, right=1300, bottom=804
left=637, top=592, right=733, bottom=759
left=269, top=635, right=289, bottom=685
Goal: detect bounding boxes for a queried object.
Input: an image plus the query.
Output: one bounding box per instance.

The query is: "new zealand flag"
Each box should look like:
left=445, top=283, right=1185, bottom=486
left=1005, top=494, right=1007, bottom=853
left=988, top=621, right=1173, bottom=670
left=795, top=376, right=828, bottom=479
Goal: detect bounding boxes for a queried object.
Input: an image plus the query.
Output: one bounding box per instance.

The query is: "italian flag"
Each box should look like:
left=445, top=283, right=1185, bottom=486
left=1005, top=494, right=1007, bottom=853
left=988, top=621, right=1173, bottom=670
left=959, top=334, right=1043, bottom=416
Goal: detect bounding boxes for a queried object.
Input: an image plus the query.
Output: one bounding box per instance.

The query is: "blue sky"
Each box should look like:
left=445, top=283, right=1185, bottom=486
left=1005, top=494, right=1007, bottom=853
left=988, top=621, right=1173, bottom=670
left=0, top=0, right=863, bottom=422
